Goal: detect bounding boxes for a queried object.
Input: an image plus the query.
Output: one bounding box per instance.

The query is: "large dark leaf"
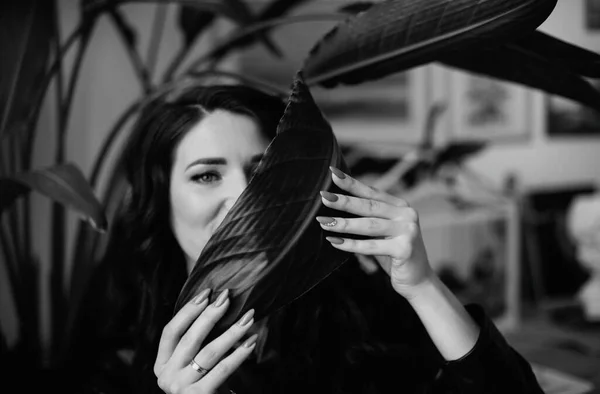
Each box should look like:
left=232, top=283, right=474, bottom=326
left=0, top=0, right=54, bottom=139
left=440, top=39, right=600, bottom=111
left=514, top=31, right=600, bottom=78
left=174, top=73, right=362, bottom=339
left=0, top=163, right=107, bottom=232
left=302, top=0, right=557, bottom=87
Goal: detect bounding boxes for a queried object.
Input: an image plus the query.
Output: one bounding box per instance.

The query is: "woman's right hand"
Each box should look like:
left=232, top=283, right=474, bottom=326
left=154, top=288, right=257, bottom=394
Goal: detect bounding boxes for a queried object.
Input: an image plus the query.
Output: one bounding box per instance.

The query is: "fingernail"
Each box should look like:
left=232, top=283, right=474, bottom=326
left=214, top=289, right=229, bottom=307
left=316, top=216, right=337, bottom=227
left=193, top=288, right=211, bottom=304
left=326, top=237, right=344, bottom=245
left=237, top=309, right=255, bottom=326
left=329, top=166, right=346, bottom=179
left=320, top=191, right=339, bottom=202
left=243, top=334, right=258, bottom=348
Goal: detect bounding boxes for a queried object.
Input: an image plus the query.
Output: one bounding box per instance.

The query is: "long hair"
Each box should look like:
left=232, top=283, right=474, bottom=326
left=70, top=84, right=441, bottom=394
left=67, top=84, right=285, bottom=393
left=124, top=85, right=286, bottom=393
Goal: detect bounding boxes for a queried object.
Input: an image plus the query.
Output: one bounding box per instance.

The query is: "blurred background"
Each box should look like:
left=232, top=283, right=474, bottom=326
left=1, top=0, right=600, bottom=392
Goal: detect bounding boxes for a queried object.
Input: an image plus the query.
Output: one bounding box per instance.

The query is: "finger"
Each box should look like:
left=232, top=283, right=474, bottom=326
left=185, top=309, right=255, bottom=382
left=316, top=216, right=402, bottom=237
left=321, top=191, right=418, bottom=222
left=325, top=226, right=418, bottom=261
left=154, top=288, right=211, bottom=375
left=170, top=289, right=231, bottom=368
left=193, top=334, right=258, bottom=392
left=329, top=166, right=408, bottom=207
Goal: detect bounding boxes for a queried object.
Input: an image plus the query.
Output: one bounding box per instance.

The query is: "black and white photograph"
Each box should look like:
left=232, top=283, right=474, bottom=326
left=2, top=1, right=600, bottom=393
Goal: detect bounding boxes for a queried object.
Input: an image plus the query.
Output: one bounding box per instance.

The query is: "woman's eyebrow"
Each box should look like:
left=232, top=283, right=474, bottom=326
left=186, top=157, right=227, bottom=170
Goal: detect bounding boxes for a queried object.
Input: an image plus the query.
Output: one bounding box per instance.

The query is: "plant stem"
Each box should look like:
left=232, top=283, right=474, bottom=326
left=0, top=142, right=7, bottom=176
left=146, top=3, right=168, bottom=82
left=7, top=135, right=24, bottom=261
left=162, top=44, right=191, bottom=84
left=49, top=23, right=94, bottom=364
left=54, top=8, right=65, bottom=155
left=159, top=0, right=216, bottom=83
left=108, top=9, right=152, bottom=94
left=0, top=218, right=22, bottom=316
left=0, top=218, right=39, bottom=362
left=183, top=13, right=347, bottom=75
left=22, top=23, right=85, bottom=170
left=89, top=101, right=143, bottom=188
left=48, top=0, right=65, bottom=365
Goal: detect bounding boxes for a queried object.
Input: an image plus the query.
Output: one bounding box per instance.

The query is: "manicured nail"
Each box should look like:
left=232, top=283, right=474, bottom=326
left=237, top=309, right=255, bottom=326
left=320, top=191, right=339, bottom=202
left=329, top=166, right=346, bottom=179
left=316, top=216, right=337, bottom=227
left=193, top=288, right=211, bottom=304
left=326, top=237, right=344, bottom=245
left=214, top=289, right=229, bottom=307
left=243, top=334, right=258, bottom=348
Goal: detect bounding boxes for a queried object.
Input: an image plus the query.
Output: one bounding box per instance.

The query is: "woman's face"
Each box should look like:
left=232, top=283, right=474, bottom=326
left=169, top=109, right=270, bottom=273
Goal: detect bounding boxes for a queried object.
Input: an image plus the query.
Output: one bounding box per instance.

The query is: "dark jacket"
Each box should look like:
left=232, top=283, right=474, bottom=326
left=65, top=256, right=544, bottom=394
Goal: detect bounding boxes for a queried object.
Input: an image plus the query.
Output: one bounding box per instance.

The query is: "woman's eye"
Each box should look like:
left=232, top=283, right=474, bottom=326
left=191, top=172, right=221, bottom=184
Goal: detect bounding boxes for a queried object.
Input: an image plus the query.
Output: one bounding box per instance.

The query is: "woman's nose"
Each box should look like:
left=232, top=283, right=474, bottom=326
left=223, top=170, right=249, bottom=207
left=213, top=171, right=249, bottom=230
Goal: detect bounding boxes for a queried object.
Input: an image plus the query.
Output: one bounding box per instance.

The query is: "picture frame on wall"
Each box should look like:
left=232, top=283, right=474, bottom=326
left=448, top=70, right=532, bottom=143
left=586, top=0, right=600, bottom=30
left=310, top=67, right=432, bottom=146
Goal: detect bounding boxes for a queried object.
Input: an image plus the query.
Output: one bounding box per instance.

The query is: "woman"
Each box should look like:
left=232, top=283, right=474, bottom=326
left=67, top=84, right=544, bottom=394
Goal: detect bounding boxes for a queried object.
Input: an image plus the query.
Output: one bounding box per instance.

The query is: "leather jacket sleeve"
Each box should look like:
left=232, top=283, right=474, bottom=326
left=434, top=304, right=545, bottom=394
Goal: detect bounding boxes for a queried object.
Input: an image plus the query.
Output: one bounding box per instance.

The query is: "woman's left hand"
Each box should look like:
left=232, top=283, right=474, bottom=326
left=317, top=166, right=435, bottom=299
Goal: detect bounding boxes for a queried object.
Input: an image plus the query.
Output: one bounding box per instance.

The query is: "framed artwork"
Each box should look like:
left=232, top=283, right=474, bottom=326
left=448, top=70, right=532, bottom=143
left=546, top=79, right=600, bottom=137
left=311, top=67, right=432, bottom=146
left=586, top=0, right=600, bottom=30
